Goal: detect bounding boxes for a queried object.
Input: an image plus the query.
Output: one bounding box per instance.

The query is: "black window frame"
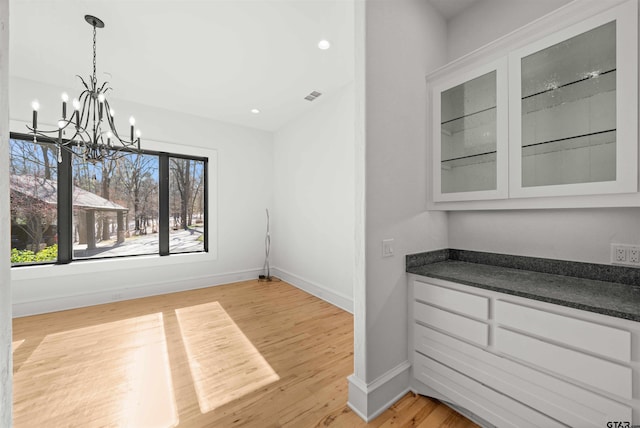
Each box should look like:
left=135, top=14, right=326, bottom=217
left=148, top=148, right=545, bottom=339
left=9, top=131, right=209, bottom=267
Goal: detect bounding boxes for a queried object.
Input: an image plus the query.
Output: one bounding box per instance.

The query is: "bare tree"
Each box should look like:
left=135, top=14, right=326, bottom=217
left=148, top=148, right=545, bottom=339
left=100, top=159, right=117, bottom=240
left=189, top=161, right=205, bottom=224
left=118, top=154, right=157, bottom=233
left=170, top=158, right=192, bottom=229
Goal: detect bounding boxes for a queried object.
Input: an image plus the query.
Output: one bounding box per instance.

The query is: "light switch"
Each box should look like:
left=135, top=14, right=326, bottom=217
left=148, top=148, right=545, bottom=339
left=382, top=239, right=394, bottom=257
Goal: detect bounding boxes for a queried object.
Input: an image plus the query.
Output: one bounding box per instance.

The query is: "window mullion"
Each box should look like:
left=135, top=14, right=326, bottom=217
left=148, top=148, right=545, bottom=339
left=203, top=161, right=209, bottom=252
left=57, top=148, right=73, bottom=264
left=159, top=154, right=169, bottom=256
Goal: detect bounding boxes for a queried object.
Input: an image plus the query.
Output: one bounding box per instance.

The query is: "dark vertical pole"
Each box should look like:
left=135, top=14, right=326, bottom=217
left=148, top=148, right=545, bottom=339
left=159, top=154, right=169, bottom=256
left=203, top=160, right=208, bottom=253
left=57, top=148, right=73, bottom=263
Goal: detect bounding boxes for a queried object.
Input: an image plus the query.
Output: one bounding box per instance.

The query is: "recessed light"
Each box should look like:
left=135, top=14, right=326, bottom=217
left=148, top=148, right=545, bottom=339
left=251, top=108, right=260, bottom=114
left=318, top=40, right=331, bottom=50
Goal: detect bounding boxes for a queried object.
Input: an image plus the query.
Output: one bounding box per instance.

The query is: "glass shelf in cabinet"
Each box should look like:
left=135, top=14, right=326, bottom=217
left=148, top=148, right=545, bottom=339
left=522, top=129, right=615, bottom=157
left=522, top=69, right=615, bottom=115
left=441, top=106, right=496, bottom=136
left=521, top=20, right=616, bottom=99
left=441, top=151, right=497, bottom=169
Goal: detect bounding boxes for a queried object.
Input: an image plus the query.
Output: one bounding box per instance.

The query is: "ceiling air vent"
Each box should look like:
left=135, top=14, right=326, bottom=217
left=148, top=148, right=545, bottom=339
left=304, top=91, right=322, bottom=101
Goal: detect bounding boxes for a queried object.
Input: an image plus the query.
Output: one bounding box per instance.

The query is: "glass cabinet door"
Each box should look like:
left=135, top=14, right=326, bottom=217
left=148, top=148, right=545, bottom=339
left=432, top=59, right=508, bottom=202
left=509, top=0, right=637, bottom=198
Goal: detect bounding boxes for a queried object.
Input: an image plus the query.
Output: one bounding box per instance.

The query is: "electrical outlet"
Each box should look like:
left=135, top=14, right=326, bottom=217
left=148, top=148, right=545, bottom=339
left=382, top=239, right=394, bottom=258
left=611, top=244, right=640, bottom=266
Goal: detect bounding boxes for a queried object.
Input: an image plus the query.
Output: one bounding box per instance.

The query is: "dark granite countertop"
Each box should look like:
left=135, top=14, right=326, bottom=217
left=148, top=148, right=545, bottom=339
left=406, top=250, right=640, bottom=322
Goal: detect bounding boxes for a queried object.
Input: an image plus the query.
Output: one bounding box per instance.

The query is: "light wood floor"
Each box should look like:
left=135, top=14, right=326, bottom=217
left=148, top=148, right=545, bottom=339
left=12, top=279, right=478, bottom=427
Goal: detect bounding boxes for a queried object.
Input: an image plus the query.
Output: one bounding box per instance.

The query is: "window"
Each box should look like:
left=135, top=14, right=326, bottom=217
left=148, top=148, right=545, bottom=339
left=169, top=157, right=206, bottom=254
left=72, top=153, right=160, bottom=259
left=9, top=133, right=208, bottom=266
left=9, top=139, right=58, bottom=265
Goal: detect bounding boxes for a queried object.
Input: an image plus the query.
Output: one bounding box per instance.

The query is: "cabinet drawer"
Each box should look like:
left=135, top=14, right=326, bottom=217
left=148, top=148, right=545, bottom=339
left=414, top=280, right=489, bottom=319
left=496, top=300, right=631, bottom=362
left=413, top=352, right=565, bottom=428
left=495, top=327, right=632, bottom=399
left=414, top=301, right=488, bottom=347
left=415, top=323, right=632, bottom=427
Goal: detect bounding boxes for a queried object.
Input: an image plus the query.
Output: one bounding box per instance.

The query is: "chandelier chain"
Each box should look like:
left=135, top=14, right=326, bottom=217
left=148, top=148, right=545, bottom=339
left=92, top=24, right=97, bottom=85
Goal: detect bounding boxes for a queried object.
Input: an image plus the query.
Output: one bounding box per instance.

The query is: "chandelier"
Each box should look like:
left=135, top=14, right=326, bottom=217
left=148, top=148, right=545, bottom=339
left=27, top=15, right=141, bottom=164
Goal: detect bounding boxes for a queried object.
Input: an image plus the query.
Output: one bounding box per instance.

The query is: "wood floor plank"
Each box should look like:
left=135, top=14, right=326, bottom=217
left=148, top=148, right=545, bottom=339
left=13, top=279, right=478, bottom=428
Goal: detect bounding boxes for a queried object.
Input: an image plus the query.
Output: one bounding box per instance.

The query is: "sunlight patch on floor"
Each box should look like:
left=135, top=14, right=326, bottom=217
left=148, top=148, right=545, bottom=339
left=176, top=301, right=280, bottom=413
left=12, top=339, right=24, bottom=353
left=13, top=313, right=178, bottom=428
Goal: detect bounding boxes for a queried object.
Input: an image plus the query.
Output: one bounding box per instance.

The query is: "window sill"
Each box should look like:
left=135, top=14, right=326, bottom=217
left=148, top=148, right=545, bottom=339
left=11, top=251, right=215, bottom=281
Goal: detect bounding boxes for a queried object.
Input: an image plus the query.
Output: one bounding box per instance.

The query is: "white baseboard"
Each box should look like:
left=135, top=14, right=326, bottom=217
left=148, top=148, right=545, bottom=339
left=271, top=267, right=353, bottom=313
left=347, top=360, right=411, bottom=422
left=12, top=268, right=263, bottom=317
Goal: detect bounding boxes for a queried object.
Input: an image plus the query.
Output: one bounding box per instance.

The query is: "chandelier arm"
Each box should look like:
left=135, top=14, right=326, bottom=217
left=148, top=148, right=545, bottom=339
left=75, top=131, right=91, bottom=161
left=77, top=91, right=92, bottom=135
left=98, top=81, right=109, bottom=94
left=103, top=98, right=121, bottom=141
left=26, top=129, right=83, bottom=162
left=26, top=124, right=66, bottom=135
left=57, top=119, right=74, bottom=132
left=27, top=129, right=62, bottom=144
left=91, top=93, right=98, bottom=147
left=65, top=128, right=87, bottom=146
left=77, top=75, right=90, bottom=92
left=103, top=98, right=133, bottom=146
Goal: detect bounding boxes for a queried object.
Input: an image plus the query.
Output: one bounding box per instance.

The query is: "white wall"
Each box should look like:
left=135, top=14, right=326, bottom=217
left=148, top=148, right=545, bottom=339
left=10, top=77, right=273, bottom=316
left=348, top=0, right=448, bottom=420
left=449, top=208, right=640, bottom=263
left=0, top=0, right=13, bottom=424
left=272, top=83, right=355, bottom=312
left=446, top=0, right=640, bottom=265
left=446, top=0, right=571, bottom=62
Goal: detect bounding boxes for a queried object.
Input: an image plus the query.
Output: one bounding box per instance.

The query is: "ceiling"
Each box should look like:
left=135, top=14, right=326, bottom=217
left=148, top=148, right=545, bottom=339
left=9, top=0, right=355, bottom=132
left=428, top=0, right=480, bottom=20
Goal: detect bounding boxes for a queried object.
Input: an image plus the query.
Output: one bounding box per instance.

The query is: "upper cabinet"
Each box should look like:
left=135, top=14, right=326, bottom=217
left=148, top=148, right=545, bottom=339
left=509, top=5, right=638, bottom=198
left=428, top=0, right=639, bottom=209
left=433, top=59, right=508, bottom=201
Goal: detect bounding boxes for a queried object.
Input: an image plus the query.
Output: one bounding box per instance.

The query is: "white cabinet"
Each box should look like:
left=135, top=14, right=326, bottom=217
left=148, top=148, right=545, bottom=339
left=432, top=59, right=508, bottom=202
left=509, top=3, right=638, bottom=198
left=428, top=0, right=639, bottom=208
left=408, top=276, right=639, bottom=427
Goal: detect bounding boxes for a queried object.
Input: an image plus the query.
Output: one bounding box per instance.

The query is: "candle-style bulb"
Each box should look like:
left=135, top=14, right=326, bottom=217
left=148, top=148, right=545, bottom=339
left=135, top=129, right=141, bottom=138
left=57, top=120, right=65, bottom=129
left=61, top=94, right=68, bottom=119
left=31, top=100, right=39, bottom=130
left=72, top=99, right=80, bottom=110
left=97, top=93, right=105, bottom=103
left=129, top=116, right=136, bottom=126
left=109, top=108, right=115, bottom=117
